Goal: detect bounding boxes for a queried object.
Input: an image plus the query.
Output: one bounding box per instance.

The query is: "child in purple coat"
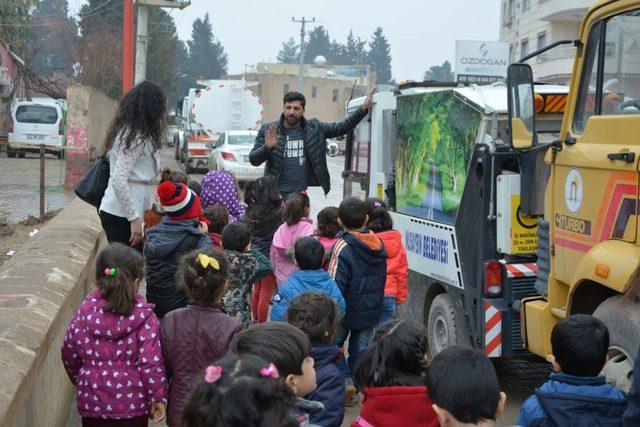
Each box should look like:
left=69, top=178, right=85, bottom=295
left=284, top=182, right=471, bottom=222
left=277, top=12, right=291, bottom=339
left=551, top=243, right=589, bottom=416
left=200, top=171, right=245, bottom=222
left=62, top=243, right=168, bottom=426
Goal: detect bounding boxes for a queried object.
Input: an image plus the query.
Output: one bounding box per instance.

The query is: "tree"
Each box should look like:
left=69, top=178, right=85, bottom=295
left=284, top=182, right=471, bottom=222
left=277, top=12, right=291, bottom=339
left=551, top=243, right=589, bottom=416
left=28, top=0, right=78, bottom=77
left=187, top=14, right=228, bottom=83
left=78, top=0, right=122, bottom=36
left=76, top=0, right=123, bottom=97
left=0, top=0, right=34, bottom=51
left=424, top=60, right=454, bottom=82
left=277, top=37, right=299, bottom=64
left=368, top=27, right=392, bottom=84
left=329, top=40, right=348, bottom=65
left=174, top=39, right=191, bottom=110
left=304, top=26, right=332, bottom=64
left=76, top=26, right=122, bottom=99
left=345, top=30, right=367, bottom=64
left=146, top=8, right=181, bottom=105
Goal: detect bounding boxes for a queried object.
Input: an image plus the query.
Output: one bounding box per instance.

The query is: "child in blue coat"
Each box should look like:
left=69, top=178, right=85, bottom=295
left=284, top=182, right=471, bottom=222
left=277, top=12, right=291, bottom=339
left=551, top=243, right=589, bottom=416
left=518, top=314, right=626, bottom=426
left=288, top=292, right=345, bottom=427
left=270, top=236, right=345, bottom=322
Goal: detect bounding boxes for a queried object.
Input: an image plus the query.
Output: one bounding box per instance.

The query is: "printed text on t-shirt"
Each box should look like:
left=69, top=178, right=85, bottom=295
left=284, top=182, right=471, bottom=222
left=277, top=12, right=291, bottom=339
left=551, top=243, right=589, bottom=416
left=285, top=137, right=305, bottom=166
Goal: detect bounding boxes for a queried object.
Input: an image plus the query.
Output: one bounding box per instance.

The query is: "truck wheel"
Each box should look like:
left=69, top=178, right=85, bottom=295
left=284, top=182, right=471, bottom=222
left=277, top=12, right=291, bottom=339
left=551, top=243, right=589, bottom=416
left=184, top=153, right=193, bottom=175
left=593, top=295, right=640, bottom=392
left=18, top=151, right=26, bottom=158
left=427, top=293, right=459, bottom=357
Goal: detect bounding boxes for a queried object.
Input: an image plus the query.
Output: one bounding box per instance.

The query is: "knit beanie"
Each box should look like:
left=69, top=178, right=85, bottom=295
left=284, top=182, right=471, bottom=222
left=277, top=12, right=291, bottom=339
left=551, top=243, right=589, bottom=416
left=157, top=181, right=202, bottom=221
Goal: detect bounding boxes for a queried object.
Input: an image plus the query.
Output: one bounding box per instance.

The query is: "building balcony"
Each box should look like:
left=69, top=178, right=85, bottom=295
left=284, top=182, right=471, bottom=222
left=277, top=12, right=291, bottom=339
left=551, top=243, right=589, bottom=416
left=539, top=0, right=590, bottom=22
left=531, top=52, right=576, bottom=84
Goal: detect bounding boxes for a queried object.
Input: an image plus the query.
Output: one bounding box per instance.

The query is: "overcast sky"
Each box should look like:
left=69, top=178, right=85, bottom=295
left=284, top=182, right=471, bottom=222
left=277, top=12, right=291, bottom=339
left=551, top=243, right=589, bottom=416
left=69, top=0, right=501, bottom=81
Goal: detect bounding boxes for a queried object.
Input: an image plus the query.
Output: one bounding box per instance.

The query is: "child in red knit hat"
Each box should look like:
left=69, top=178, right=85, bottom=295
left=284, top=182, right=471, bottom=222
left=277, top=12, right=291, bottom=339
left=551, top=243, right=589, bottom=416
left=144, top=181, right=212, bottom=319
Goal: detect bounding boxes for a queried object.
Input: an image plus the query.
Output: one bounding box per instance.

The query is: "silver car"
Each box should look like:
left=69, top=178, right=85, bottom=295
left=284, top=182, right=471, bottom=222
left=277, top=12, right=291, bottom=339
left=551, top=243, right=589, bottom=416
left=207, top=130, right=264, bottom=183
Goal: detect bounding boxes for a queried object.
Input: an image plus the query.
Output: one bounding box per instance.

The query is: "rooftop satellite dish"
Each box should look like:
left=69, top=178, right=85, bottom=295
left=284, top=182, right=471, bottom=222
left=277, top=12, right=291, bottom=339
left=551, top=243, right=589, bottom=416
left=313, top=55, right=327, bottom=66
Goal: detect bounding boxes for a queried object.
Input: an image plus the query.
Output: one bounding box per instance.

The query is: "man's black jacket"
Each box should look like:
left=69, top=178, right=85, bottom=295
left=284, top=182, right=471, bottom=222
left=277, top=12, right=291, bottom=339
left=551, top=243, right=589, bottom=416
left=249, top=108, right=368, bottom=195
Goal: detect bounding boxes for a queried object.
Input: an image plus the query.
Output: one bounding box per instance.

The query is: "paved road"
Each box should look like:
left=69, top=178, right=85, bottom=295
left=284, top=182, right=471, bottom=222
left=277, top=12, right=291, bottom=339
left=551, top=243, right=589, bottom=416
left=164, top=148, right=551, bottom=425
left=65, top=148, right=549, bottom=426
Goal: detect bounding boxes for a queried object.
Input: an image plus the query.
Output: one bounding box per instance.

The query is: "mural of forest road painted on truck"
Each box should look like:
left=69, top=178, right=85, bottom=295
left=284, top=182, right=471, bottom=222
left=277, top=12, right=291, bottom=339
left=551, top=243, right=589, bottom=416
left=395, top=91, right=482, bottom=223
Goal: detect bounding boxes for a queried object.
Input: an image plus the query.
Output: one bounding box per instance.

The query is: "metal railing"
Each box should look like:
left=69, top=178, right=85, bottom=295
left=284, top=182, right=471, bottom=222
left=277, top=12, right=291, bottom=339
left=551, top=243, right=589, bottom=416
left=0, top=141, right=70, bottom=223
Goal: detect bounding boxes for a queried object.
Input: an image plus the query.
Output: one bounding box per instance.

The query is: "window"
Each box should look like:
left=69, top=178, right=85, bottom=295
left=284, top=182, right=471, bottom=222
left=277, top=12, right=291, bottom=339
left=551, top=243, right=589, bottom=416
left=574, top=9, right=640, bottom=132
left=537, top=32, right=546, bottom=51
left=509, top=44, right=515, bottom=63
left=522, top=0, right=530, bottom=11
left=284, top=84, right=290, bottom=94
left=573, top=22, right=603, bottom=133
left=601, top=10, right=640, bottom=116
left=15, top=105, right=58, bottom=124
left=521, top=38, right=529, bottom=58
left=312, top=86, right=317, bottom=98
left=332, top=89, right=339, bottom=102
left=228, top=133, right=258, bottom=145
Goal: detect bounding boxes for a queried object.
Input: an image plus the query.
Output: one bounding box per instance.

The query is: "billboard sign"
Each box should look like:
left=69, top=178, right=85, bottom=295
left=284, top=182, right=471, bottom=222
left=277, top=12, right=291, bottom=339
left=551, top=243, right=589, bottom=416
left=395, top=91, right=482, bottom=224
left=455, top=40, right=509, bottom=83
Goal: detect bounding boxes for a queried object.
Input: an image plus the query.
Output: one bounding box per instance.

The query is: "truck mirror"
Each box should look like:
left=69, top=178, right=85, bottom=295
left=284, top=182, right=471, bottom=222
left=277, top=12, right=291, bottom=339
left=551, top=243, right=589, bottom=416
left=205, top=142, right=214, bottom=149
left=507, top=64, right=537, bottom=150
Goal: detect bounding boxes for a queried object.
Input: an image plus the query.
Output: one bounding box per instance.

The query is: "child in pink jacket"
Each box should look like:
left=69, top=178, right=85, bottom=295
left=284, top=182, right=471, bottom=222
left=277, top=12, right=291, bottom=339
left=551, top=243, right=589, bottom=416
left=271, top=191, right=315, bottom=288
left=62, top=243, right=168, bottom=426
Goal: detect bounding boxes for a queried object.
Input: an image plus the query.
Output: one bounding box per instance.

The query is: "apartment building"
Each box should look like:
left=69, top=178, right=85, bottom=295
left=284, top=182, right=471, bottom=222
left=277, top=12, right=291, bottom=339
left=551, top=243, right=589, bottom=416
left=229, top=63, right=373, bottom=122
left=500, top=0, right=592, bottom=84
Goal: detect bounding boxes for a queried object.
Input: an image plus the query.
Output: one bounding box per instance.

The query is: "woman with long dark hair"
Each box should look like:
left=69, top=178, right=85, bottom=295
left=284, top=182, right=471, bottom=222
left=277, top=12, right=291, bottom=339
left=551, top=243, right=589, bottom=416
left=99, top=81, right=168, bottom=247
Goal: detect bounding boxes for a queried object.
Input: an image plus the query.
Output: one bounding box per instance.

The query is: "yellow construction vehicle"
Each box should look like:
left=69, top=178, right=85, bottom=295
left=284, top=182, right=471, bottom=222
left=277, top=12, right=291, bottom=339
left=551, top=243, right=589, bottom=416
left=508, top=0, right=640, bottom=391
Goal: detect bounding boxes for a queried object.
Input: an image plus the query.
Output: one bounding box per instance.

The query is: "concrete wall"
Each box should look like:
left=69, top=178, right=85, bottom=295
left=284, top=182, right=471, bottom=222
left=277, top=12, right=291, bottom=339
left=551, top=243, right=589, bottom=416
left=0, top=197, right=104, bottom=427
left=64, top=86, right=117, bottom=190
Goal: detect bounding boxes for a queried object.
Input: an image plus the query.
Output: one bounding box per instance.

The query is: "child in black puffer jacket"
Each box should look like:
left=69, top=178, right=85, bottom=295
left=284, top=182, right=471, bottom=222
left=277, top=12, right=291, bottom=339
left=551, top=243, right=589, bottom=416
left=144, top=181, right=211, bottom=319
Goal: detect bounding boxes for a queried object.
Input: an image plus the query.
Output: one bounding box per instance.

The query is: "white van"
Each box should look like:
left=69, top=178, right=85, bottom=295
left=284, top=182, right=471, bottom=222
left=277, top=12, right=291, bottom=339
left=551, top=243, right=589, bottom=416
left=8, top=100, right=66, bottom=158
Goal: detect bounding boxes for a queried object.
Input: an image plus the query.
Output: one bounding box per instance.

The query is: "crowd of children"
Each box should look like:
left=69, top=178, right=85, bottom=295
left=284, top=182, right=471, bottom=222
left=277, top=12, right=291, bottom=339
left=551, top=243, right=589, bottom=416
left=62, top=170, right=640, bottom=426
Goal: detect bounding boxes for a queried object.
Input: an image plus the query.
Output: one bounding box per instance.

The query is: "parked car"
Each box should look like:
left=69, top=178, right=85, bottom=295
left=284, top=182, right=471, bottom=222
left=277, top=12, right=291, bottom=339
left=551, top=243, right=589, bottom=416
left=8, top=100, right=66, bottom=158
left=165, top=114, right=182, bottom=146
left=207, top=130, right=263, bottom=183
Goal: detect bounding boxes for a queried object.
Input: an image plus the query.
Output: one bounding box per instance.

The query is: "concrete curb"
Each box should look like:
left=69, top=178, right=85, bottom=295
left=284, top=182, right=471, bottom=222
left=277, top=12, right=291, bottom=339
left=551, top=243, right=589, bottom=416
left=0, top=197, right=105, bottom=427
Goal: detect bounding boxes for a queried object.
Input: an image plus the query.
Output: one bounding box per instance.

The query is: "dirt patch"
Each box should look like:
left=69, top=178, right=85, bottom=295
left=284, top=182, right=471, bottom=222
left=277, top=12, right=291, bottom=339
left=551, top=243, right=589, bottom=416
left=0, top=210, right=61, bottom=266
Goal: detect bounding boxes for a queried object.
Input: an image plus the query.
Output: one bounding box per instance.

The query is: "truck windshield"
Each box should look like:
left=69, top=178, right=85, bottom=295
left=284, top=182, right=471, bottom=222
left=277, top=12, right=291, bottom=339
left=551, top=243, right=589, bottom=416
left=601, top=9, right=640, bottom=116
left=16, top=105, right=58, bottom=124
left=228, top=134, right=256, bottom=145
left=574, top=8, right=640, bottom=132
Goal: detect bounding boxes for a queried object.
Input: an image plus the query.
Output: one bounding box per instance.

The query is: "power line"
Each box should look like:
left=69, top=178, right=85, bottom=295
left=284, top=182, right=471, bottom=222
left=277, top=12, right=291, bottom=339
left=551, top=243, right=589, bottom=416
left=0, top=0, right=119, bottom=28
left=292, top=16, right=315, bottom=91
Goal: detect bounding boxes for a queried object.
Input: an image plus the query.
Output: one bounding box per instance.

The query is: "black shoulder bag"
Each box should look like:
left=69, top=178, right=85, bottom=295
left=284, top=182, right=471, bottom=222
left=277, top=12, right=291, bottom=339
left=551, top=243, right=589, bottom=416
left=74, top=152, right=111, bottom=208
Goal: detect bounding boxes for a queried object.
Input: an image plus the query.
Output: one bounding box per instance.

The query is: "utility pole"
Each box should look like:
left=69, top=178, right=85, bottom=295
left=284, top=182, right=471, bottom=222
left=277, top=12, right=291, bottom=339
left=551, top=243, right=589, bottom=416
left=123, top=0, right=134, bottom=94
left=134, top=5, right=149, bottom=85
left=126, top=0, right=190, bottom=92
left=292, top=16, right=315, bottom=92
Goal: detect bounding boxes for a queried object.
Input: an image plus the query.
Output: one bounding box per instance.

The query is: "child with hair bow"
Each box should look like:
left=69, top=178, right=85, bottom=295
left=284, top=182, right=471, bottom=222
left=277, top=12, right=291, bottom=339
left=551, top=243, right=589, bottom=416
left=62, top=243, right=168, bottom=426
left=160, top=248, right=243, bottom=427
left=183, top=355, right=300, bottom=427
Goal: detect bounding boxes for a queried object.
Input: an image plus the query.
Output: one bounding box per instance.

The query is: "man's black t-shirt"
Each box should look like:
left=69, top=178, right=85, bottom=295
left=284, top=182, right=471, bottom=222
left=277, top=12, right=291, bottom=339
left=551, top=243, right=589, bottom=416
left=277, top=126, right=309, bottom=194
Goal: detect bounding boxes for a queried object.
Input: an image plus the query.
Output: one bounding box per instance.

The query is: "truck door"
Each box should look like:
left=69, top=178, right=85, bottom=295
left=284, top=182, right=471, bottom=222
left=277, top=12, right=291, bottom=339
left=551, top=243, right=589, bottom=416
left=343, top=112, right=371, bottom=199
left=552, top=10, right=640, bottom=283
